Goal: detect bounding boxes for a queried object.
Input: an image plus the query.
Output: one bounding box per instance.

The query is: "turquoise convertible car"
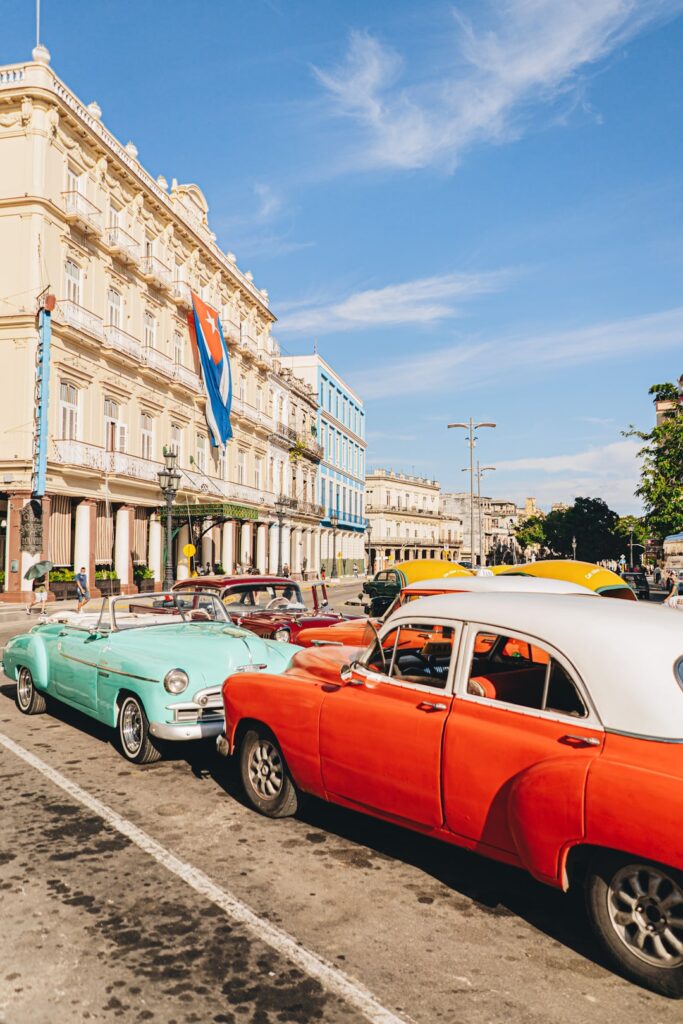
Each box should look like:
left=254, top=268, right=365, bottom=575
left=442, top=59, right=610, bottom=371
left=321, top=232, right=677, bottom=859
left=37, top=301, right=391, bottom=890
left=2, top=589, right=300, bottom=764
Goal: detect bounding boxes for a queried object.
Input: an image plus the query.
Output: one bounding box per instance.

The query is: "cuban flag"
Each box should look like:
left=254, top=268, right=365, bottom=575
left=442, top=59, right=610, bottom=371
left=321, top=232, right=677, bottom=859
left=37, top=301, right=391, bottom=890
left=187, top=293, right=232, bottom=447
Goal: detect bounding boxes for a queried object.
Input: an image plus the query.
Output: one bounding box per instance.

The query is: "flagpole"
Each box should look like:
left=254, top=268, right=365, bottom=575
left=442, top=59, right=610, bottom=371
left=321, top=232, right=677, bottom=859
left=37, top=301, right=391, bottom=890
left=36, top=0, right=40, bottom=47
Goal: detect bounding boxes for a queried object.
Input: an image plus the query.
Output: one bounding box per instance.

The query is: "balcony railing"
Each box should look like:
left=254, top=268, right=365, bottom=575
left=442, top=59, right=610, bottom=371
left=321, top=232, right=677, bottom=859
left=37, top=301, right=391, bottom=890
left=174, top=362, right=202, bottom=392
left=142, top=346, right=175, bottom=378
left=140, top=255, right=172, bottom=290
left=54, top=299, right=103, bottom=340
left=103, top=324, right=142, bottom=361
left=62, top=191, right=102, bottom=234
left=104, top=225, right=140, bottom=264
left=171, top=280, right=192, bottom=308
left=231, top=397, right=272, bottom=430
left=221, top=310, right=241, bottom=344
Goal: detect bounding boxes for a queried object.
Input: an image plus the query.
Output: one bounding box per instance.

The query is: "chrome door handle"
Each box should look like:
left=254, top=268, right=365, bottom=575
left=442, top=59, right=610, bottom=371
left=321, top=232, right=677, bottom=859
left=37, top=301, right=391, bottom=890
left=417, top=701, right=447, bottom=712
left=562, top=734, right=600, bottom=747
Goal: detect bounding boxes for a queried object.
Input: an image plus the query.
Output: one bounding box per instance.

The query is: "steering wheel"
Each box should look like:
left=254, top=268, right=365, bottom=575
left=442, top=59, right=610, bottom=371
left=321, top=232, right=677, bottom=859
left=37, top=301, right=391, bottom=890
left=266, top=597, right=290, bottom=610
left=393, top=652, right=433, bottom=679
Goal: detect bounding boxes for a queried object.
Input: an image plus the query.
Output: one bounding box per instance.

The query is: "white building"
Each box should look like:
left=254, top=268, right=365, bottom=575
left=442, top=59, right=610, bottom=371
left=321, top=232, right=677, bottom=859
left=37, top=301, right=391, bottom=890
left=365, top=470, right=462, bottom=569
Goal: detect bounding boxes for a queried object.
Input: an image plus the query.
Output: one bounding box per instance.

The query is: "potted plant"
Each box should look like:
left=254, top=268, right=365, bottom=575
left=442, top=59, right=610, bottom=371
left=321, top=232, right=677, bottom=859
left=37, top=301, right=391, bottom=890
left=95, top=567, right=120, bottom=596
left=50, top=568, right=77, bottom=600
left=133, top=565, right=155, bottom=593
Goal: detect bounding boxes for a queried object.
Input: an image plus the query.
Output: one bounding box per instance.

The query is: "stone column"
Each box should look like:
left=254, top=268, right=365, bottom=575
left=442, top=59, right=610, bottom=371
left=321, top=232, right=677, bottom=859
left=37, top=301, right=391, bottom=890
left=201, top=527, right=214, bottom=571
left=176, top=524, right=190, bottom=580
left=268, top=522, right=278, bottom=574
left=149, top=515, right=162, bottom=587
left=291, top=527, right=301, bottom=576
left=74, top=499, right=92, bottom=590
left=240, top=521, right=252, bottom=569
left=115, top=506, right=135, bottom=593
left=1, top=492, right=30, bottom=601
left=281, top=525, right=291, bottom=575
left=256, top=523, right=268, bottom=573
left=221, top=521, right=234, bottom=573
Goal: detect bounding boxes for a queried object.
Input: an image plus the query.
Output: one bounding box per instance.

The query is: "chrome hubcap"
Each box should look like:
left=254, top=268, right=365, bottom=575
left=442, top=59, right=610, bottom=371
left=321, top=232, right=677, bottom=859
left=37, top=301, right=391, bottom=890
left=120, top=700, right=143, bottom=756
left=608, top=864, right=683, bottom=967
left=247, top=740, right=284, bottom=799
left=17, top=668, right=33, bottom=709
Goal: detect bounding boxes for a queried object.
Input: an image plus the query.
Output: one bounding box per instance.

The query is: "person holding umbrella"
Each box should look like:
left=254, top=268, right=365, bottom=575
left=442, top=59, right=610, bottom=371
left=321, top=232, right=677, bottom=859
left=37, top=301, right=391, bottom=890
left=25, top=560, right=53, bottom=616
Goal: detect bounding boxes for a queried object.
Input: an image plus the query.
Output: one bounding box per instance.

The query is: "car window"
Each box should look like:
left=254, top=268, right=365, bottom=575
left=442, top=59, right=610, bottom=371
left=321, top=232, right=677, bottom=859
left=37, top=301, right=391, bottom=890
left=467, top=630, right=587, bottom=717
left=221, top=584, right=303, bottom=609
left=364, top=622, right=456, bottom=690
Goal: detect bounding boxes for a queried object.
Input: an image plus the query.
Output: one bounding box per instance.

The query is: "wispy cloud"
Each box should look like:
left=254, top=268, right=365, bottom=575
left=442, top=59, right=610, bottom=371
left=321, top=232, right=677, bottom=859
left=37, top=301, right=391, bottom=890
left=493, top=440, right=643, bottom=513
left=276, top=269, right=508, bottom=333
left=349, top=306, right=683, bottom=399
left=313, top=2, right=682, bottom=172
left=253, top=182, right=283, bottom=221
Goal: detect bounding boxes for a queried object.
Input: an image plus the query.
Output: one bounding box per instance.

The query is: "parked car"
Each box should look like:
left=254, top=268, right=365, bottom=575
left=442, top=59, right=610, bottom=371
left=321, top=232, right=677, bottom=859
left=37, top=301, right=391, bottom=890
left=173, top=575, right=347, bottom=644
left=620, top=571, right=650, bottom=600
left=296, top=573, right=597, bottom=649
left=361, top=558, right=473, bottom=617
left=218, top=592, right=683, bottom=997
left=493, top=559, right=637, bottom=601
left=2, top=589, right=299, bottom=764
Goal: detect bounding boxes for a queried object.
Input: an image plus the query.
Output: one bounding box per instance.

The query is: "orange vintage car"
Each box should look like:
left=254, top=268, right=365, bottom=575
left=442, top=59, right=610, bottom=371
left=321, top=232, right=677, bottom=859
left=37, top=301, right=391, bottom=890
left=296, top=572, right=597, bottom=649
left=219, top=592, right=683, bottom=997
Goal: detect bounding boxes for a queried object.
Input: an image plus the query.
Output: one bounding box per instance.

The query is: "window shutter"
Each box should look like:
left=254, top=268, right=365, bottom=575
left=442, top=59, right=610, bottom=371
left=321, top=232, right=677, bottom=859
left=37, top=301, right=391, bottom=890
left=118, top=423, right=127, bottom=454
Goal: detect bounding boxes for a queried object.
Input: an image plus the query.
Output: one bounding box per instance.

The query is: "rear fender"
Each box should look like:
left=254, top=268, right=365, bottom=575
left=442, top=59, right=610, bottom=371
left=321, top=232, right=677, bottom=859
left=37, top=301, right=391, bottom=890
left=3, top=633, right=51, bottom=690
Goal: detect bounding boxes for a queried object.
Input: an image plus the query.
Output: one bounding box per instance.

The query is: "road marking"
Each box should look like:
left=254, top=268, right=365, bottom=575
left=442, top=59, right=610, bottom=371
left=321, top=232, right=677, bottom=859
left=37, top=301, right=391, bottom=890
left=0, top=730, right=409, bottom=1024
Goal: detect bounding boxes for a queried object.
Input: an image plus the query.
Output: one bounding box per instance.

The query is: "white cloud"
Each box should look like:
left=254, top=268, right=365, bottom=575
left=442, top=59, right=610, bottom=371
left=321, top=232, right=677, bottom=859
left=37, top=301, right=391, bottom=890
left=253, top=182, right=282, bottom=221
left=276, top=269, right=507, bottom=333
left=494, top=440, right=643, bottom=514
left=313, top=2, right=683, bottom=171
left=349, top=306, right=683, bottom=399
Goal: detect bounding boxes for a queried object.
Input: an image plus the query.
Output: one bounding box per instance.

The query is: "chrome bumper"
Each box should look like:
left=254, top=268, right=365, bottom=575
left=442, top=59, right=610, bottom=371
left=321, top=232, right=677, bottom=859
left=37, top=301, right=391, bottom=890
left=149, top=719, right=225, bottom=742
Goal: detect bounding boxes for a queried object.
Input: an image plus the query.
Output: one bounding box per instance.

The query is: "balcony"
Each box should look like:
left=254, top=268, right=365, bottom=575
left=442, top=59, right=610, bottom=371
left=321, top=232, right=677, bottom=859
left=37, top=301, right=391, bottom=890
left=221, top=310, right=240, bottom=345
left=231, top=397, right=272, bottom=431
left=298, top=433, right=324, bottom=462
left=171, top=280, right=193, bottom=309
left=62, top=191, right=102, bottom=235
left=142, top=346, right=175, bottom=379
left=103, top=225, right=140, bottom=265
left=269, top=420, right=297, bottom=449
left=54, top=299, right=103, bottom=341
left=140, top=255, right=172, bottom=291
left=51, top=440, right=160, bottom=483
left=103, top=324, right=142, bottom=361
left=173, top=362, right=202, bottom=392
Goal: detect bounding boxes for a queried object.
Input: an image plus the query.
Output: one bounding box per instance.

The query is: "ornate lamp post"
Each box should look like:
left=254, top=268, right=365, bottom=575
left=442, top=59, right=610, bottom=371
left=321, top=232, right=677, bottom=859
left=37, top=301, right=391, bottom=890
left=329, top=509, right=339, bottom=578
left=365, top=520, right=373, bottom=576
left=158, top=448, right=181, bottom=590
left=274, top=496, right=288, bottom=576
left=448, top=418, right=496, bottom=566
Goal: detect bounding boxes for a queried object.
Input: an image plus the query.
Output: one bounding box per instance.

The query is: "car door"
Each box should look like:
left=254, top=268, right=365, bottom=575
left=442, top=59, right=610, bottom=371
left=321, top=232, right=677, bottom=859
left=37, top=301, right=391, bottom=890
left=442, top=623, right=604, bottom=856
left=53, top=624, right=109, bottom=711
left=319, top=617, right=459, bottom=828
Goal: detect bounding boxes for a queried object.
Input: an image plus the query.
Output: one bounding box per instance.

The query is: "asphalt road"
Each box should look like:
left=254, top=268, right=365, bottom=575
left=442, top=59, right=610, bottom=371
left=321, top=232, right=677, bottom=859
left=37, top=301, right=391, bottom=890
left=1, top=581, right=678, bottom=1024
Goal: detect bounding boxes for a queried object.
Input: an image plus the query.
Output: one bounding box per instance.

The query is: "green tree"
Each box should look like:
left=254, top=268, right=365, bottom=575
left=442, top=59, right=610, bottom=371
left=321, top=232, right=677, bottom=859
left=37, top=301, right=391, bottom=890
left=513, top=515, right=547, bottom=552
left=542, top=497, right=621, bottom=562
left=626, top=381, right=683, bottom=539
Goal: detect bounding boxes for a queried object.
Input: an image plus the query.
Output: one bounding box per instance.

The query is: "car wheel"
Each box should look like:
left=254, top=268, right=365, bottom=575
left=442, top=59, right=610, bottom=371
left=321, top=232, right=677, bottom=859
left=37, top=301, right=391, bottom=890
left=585, top=851, right=683, bottom=997
left=239, top=728, right=298, bottom=818
left=15, top=666, right=47, bottom=715
left=117, top=695, right=162, bottom=765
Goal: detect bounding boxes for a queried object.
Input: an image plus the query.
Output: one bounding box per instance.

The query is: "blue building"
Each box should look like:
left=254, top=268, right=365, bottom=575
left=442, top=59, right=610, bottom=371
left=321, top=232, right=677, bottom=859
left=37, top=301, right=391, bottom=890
left=279, top=354, right=367, bottom=574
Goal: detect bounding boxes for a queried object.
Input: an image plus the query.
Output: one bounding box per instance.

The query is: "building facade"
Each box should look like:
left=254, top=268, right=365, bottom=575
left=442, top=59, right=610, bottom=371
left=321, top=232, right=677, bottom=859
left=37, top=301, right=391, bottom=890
left=279, top=354, right=367, bottom=575
left=0, top=49, right=324, bottom=600
left=441, top=492, right=522, bottom=566
left=365, top=470, right=462, bottom=569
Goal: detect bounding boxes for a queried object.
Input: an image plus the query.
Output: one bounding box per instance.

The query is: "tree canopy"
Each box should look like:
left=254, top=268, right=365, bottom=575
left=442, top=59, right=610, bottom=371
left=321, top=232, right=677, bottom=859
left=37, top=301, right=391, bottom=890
left=514, top=498, right=646, bottom=563
left=626, top=380, right=683, bottom=539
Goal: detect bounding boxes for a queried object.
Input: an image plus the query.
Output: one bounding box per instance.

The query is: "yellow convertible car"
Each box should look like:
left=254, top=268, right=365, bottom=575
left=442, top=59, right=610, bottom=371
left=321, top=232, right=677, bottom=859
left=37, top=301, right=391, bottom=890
left=493, top=560, right=636, bottom=601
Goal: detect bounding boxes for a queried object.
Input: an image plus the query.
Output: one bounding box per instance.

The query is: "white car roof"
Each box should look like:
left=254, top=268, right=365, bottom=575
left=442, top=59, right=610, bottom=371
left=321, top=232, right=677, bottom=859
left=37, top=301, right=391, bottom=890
left=404, top=576, right=596, bottom=596
left=393, top=592, right=683, bottom=741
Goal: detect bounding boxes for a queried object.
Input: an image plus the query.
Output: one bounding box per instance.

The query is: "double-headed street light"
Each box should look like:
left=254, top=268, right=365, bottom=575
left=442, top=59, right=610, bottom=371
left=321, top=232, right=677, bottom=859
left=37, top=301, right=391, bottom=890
left=158, top=448, right=181, bottom=590
left=449, top=419, right=496, bottom=567
left=329, top=509, right=339, bottom=578
left=461, top=462, right=496, bottom=567
left=274, top=496, right=288, bottom=577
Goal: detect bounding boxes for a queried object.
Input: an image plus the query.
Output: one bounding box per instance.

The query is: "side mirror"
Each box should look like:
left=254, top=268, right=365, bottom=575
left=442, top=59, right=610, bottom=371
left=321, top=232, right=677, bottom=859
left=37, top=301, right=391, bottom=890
left=340, top=661, right=365, bottom=685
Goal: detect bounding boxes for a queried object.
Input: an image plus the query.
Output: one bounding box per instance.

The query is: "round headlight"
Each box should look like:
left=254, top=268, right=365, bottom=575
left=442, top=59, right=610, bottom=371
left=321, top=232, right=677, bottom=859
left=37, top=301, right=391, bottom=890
left=273, top=627, right=290, bottom=643
left=164, top=668, right=189, bottom=694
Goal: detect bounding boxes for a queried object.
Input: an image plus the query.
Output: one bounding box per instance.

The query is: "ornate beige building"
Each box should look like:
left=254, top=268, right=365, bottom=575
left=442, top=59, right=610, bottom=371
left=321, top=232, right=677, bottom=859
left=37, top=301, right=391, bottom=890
left=0, top=48, right=324, bottom=601
left=365, top=469, right=462, bottom=569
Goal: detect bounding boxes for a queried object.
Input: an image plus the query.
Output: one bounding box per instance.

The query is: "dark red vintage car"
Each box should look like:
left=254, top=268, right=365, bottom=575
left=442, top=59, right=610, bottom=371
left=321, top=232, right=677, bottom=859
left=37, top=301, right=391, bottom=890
left=173, top=575, right=347, bottom=643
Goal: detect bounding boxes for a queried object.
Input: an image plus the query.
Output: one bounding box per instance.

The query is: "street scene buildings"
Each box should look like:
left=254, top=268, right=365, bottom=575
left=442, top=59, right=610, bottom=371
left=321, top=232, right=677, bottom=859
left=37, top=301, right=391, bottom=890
left=365, top=469, right=462, bottom=568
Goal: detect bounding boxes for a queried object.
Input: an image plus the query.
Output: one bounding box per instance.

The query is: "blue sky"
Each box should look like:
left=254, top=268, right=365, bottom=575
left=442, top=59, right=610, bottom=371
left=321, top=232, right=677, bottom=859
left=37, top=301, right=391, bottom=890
left=6, top=0, right=683, bottom=513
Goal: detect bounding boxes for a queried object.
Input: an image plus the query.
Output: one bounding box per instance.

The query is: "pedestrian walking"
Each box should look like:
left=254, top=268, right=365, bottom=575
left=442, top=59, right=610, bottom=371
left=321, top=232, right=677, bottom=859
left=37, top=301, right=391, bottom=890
left=352, top=562, right=359, bottom=578
left=26, top=573, right=48, bottom=616
left=75, top=566, right=90, bottom=612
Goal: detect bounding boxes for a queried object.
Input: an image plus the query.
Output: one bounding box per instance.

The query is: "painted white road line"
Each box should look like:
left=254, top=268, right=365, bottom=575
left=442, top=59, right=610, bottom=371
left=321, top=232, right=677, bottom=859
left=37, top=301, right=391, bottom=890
left=0, top=730, right=410, bottom=1024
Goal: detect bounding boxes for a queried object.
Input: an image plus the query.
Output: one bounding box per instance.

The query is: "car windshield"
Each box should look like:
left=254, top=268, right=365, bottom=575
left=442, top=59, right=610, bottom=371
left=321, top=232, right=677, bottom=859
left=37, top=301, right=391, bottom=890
left=110, top=591, right=230, bottom=630
left=221, top=583, right=305, bottom=613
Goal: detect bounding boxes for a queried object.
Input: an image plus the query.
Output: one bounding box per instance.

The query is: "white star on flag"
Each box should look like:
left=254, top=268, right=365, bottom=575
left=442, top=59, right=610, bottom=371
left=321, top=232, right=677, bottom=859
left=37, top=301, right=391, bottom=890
left=204, top=310, right=217, bottom=337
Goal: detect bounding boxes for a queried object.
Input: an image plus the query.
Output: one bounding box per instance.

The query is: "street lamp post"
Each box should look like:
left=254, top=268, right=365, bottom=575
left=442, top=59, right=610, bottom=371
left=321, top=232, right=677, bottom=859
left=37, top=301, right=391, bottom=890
left=158, top=448, right=181, bottom=591
left=448, top=418, right=496, bottom=566
left=572, top=535, right=577, bottom=560
left=460, top=461, right=496, bottom=568
left=274, top=496, right=288, bottom=576
left=365, top=520, right=373, bottom=576
left=329, top=509, right=339, bottom=578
